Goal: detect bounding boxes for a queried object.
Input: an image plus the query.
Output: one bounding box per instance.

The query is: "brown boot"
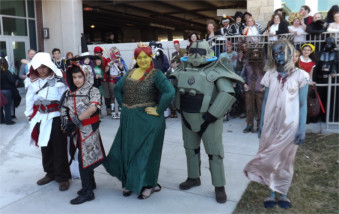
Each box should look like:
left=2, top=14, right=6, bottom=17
left=106, top=109, right=112, bottom=116
left=37, top=176, right=54, bottom=185
left=215, top=186, right=227, bottom=203
left=59, top=181, right=70, bottom=191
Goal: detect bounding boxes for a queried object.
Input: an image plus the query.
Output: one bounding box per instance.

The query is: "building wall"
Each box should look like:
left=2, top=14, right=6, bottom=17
left=247, top=0, right=280, bottom=27
left=42, top=0, right=83, bottom=55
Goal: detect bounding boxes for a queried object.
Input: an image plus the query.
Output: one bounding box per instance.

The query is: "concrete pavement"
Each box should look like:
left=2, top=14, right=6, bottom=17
left=0, top=88, right=334, bottom=214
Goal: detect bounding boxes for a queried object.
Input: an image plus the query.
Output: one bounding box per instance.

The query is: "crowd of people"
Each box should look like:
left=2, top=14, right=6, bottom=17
left=0, top=3, right=338, bottom=210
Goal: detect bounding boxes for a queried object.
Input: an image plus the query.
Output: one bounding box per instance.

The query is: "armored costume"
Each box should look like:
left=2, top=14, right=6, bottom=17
left=60, top=64, right=106, bottom=204
left=25, top=52, right=70, bottom=189
left=170, top=41, right=243, bottom=203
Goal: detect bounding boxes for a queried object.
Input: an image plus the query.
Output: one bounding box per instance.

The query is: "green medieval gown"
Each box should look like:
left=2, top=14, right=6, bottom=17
left=103, top=69, right=175, bottom=194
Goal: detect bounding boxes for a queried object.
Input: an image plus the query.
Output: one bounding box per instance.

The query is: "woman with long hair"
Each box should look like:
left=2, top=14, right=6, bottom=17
left=103, top=43, right=175, bottom=199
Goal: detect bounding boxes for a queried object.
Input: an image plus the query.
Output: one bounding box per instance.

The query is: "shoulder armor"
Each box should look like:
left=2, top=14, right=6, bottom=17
left=206, top=57, right=244, bottom=84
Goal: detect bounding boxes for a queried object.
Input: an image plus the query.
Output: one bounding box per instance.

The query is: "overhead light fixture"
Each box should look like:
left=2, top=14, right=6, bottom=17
left=84, top=7, right=93, bottom=11
left=90, top=25, right=95, bottom=29
left=149, top=23, right=175, bottom=31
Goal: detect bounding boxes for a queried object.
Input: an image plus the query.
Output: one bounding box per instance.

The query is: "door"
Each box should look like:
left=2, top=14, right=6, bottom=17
left=0, top=36, right=29, bottom=75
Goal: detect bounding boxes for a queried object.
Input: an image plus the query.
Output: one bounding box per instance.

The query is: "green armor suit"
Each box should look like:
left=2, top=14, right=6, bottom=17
left=170, top=40, right=243, bottom=187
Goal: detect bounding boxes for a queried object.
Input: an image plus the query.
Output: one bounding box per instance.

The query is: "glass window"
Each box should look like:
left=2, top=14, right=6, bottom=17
left=3, top=17, right=27, bottom=36
left=0, top=0, right=26, bottom=17
left=13, top=41, right=26, bottom=74
left=27, top=0, right=35, bottom=18
left=29, top=20, right=37, bottom=51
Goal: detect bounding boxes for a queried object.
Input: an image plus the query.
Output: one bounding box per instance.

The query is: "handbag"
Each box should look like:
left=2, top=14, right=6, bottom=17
left=307, top=85, right=321, bottom=118
left=0, top=90, right=8, bottom=107
left=11, top=86, right=21, bottom=108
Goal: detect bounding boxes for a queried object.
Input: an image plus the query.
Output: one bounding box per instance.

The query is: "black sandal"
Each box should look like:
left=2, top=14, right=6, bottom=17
left=138, top=184, right=161, bottom=200
left=122, top=189, right=132, bottom=197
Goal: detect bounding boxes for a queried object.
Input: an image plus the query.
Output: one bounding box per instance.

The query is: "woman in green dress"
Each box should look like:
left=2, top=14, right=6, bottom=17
left=103, top=43, right=175, bottom=199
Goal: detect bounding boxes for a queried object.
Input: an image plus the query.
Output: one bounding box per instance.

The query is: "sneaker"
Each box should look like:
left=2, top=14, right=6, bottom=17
left=179, top=177, right=201, bottom=190
left=112, top=113, right=117, bottom=119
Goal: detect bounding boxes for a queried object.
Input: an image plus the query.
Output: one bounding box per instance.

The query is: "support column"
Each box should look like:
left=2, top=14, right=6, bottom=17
left=42, top=0, right=83, bottom=55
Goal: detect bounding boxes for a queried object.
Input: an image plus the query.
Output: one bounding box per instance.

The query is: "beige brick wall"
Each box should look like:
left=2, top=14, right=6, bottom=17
left=247, top=0, right=275, bottom=28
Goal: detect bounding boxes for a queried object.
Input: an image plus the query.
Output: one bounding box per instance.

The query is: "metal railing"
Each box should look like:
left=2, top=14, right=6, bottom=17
left=208, top=32, right=339, bottom=56
left=208, top=32, right=339, bottom=130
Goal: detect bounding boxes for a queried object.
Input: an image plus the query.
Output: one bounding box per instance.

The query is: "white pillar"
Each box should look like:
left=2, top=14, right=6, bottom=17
left=42, top=0, right=83, bottom=56
left=305, top=0, right=318, bottom=16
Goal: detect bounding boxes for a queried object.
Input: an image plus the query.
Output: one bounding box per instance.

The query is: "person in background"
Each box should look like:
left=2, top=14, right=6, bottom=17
left=299, top=5, right=313, bottom=25
left=172, top=40, right=186, bottom=59
left=288, top=12, right=306, bottom=50
left=327, top=11, right=339, bottom=33
left=65, top=52, right=74, bottom=69
left=186, top=32, right=200, bottom=51
left=306, top=12, right=327, bottom=37
left=166, top=57, right=180, bottom=118
left=52, top=48, right=66, bottom=72
left=0, top=57, right=16, bottom=125
left=228, top=11, right=245, bottom=36
left=243, top=12, right=266, bottom=34
left=267, top=14, right=289, bottom=42
left=324, top=5, right=339, bottom=28
left=219, top=15, right=233, bottom=36
left=19, top=49, right=36, bottom=80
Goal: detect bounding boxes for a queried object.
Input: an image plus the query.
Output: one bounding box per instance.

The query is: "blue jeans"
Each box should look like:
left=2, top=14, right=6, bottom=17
left=1, top=89, right=13, bottom=123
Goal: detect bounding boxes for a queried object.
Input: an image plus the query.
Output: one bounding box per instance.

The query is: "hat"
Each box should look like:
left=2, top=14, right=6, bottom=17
left=288, top=12, right=304, bottom=24
left=173, top=40, right=180, bottom=45
left=72, top=52, right=99, bottom=61
left=234, top=11, right=243, bottom=19
left=27, top=52, right=62, bottom=82
left=220, top=15, right=234, bottom=25
left=94, top=46, right=103, bottom=53
left=301, top=43, right=315, bottom=53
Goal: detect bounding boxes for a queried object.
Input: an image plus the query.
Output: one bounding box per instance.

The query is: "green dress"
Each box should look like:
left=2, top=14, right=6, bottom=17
left=103, top=69, right=175, bottom=194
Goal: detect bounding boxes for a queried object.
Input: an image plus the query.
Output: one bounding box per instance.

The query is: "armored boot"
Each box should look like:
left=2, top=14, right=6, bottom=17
left=179, top=177, right=201, bottom=190
left=215, top=186, right=227, bottom=203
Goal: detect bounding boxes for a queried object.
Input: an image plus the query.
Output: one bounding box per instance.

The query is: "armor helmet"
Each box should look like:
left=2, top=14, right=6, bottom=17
left=187, top=40, right=213, bottom=67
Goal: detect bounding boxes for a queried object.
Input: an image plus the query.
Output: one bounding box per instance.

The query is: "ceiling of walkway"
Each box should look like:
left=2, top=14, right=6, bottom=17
left=83, top=0, right=247, bottom=32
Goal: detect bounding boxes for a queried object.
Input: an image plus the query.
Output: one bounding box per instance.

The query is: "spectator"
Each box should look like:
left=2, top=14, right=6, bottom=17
left=19, top=49, right=36, bottom=80
left=228, top=11, right=245, bottom=36
left=149, top=41, right=169, bottom=73
left=0, top=57, right=16, bottom=125
left=205, top=19, right=220, bottom=41
left=65, top=51, right=74, bottom=69
left=219, top=40, right=238, bottom=70
left=327, top=11, right=339, bottom=32
left=299, top=44, right=316, bottom=84
left=267, top=14, right=289, bottom=41
left=274, top=8, right=286, bottom=20
left=52, top=48, right=66, bottom=72
left=306, top=12, right=327, bottom=36
left=324, top=5, right=339, bottom=27
left=243, top=12, right=266, bottom=34
left=171, top=40, right=186, bottom=59
left=288, top=12, right=306, bottom=49
left=300, top=5, right=313, bottom=25
left=186, top=32, right=199, bottom=50
left=106, top=33, right=115, bottom=43
left=243, top=17, right=260, bottom=42
left=219, top=15, right=233, bottom=36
